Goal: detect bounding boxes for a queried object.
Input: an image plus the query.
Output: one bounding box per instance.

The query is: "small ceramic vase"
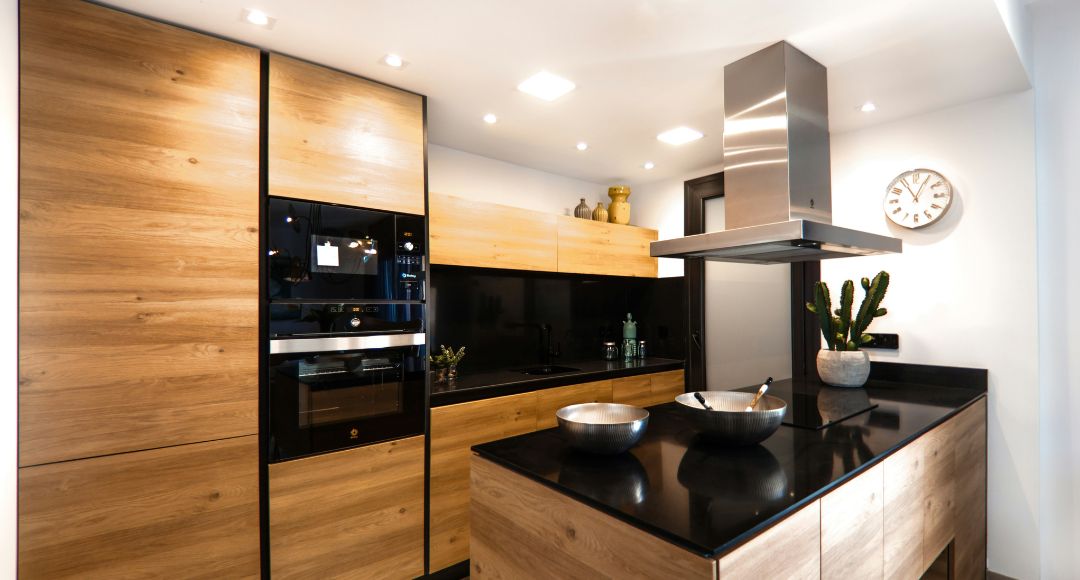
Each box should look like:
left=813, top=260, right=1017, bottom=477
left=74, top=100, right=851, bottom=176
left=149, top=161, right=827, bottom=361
left=608, top=186, right=631, bottom=225
left=574, top=198, right=592, bottom=219
left=592, top=201, right=608, bottom=222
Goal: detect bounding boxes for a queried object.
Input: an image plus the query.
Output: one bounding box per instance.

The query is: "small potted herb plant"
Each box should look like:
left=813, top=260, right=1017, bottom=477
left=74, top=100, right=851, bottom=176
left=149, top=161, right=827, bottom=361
left=805, top=271, right=890, bottom=387
left=430, top=345, right=466, bottom=384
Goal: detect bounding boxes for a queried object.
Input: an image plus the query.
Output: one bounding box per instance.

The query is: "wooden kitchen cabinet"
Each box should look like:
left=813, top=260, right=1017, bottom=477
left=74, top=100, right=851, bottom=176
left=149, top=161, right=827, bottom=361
left=719, top=500, right=821, bottom=579
left=534, top=380, right=614, bottom=429
left=556, top=216, right=659, bottom=277
left=269, top=436, right=425, bottom=579
left=429, top=391, right=541, bottom=571
left=884, top=433, right=927, bottom=579
left=612, top=369, right=685, bottom=407
left=821, top=462, right=885, bottom=579
left=950, top=399, right=988, bottom=580
left=18, top=436, right=261, bottom=578
left=268, top=54, right=425, bottom=214
left=19, top=0, right=260, bottom=466
left=429, top=193, right=559, bottom=271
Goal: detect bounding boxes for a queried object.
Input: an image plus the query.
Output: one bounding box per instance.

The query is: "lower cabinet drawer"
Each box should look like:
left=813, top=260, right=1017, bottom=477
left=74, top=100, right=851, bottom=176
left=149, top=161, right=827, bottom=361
left=19, top=435, right=261, bottom=579
left=612, top=369, right=685, bottom=407
left=269, top=436, right=425, bottom=579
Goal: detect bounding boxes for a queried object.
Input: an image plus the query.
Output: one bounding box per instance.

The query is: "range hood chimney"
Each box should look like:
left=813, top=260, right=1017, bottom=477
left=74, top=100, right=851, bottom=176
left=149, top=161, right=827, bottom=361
left=650, top=41, right=901, bottom=264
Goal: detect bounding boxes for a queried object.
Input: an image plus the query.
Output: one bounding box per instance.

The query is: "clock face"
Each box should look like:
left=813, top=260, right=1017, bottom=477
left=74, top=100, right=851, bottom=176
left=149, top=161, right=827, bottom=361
left=883, top=169, right=953, bottom=229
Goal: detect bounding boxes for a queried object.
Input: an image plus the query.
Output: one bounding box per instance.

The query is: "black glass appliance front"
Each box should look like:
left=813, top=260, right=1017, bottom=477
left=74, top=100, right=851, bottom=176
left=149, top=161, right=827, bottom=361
left=267, top=197, right=425, bottom=301
left=267, top=337, right=426, bottom=462
left=269, top=302, right=424, bottom=338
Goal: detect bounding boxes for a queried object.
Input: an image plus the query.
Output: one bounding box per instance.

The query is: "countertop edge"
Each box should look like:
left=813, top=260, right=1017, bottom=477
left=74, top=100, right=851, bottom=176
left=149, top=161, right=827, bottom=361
left=430, top=358, right=685, bottom=407
left=471, top=390, right=988, bottom=560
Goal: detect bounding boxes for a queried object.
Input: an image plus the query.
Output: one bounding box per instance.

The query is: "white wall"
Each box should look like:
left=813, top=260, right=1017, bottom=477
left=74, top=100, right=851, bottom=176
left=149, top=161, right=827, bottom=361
left=822, top=90, right=1039, bottom=579
left=1032, top=0, right=1080, bottom=576
left=2, top=0, right=16, bottom=576
left=428, top=144, right=607, bottom=218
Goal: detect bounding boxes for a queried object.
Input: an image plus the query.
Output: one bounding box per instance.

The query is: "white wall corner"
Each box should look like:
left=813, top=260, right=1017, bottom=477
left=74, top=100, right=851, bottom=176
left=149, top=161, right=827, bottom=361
left=2, top=0, right=17, bottom=575
left=994, top=0, right=1035, bottom=82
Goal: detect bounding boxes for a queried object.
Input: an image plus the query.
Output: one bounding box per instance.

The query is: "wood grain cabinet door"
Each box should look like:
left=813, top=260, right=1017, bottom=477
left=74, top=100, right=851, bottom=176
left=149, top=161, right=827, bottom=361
left=429, top=193, right=559, bottom=271
left=951, top=400, right=988, bottom=580
left=884, top=435, right=926, bottom=579
left=268, top=54, right=425, bottom=214
left=18, top=0, right=259, bottom=467
left=556, top=216, right=658, bottom=277
left=821, top=462, right=885, bottom=579
left=535, top=380, right=614, bottom=429
left=19, top=436, right=261, bottom=579
left=269, top=436, right=426, bottom=579
left=613, top=370, right=685, bottom=407
left=719, top=500, right=820, bottom=580
left=429, top=392, right=540, bottom=571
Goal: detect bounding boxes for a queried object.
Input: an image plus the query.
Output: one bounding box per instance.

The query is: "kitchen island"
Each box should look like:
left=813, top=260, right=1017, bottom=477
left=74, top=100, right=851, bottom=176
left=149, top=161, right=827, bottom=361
left=470, top=363, right=987, bottom=579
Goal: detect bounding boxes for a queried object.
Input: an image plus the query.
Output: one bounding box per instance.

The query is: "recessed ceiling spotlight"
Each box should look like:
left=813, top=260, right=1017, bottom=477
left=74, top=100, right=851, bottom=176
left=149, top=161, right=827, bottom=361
left=483, top=113, right=498, bottom=124
left=576, top=142, right=588, bottom=151
left=382, top=54, right=408, bottom=69
left=241, top=8, right=276, bottom=28
left=657, top=126, right=704, bottom=145
left=517, top=71, right=576, bottom=102
left=859, top=101, right=877, bottom=113
left=643, top=161, right=655, bottom=170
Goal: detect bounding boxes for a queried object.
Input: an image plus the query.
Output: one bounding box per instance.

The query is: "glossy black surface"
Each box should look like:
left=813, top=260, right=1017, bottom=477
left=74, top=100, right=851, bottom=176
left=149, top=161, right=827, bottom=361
left=267, top=197, right=426, bottom=302
left=473, top=368, right=987, bottom=558
left=734, top=379, right=878, bottom=430
left=430, top=357, right=684, bottom=406
left=429, top=265, right=686, bottom=372
left=268, top=302, right=424, bottom=337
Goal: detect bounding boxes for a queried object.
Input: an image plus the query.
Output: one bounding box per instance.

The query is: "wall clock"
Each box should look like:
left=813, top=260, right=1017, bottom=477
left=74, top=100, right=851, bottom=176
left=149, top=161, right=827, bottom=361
left=883, top=168, right=953, bottom=229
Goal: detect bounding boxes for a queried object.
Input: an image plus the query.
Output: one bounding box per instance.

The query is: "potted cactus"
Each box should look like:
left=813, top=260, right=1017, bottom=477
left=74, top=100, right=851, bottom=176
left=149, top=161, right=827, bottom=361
left=805, top=271, right=890, bottom=387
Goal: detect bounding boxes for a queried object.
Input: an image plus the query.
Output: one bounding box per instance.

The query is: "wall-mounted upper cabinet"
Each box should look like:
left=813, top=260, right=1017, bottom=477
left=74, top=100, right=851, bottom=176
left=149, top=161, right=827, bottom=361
left=429, top=193, right=658, bottom=277
left=429, top=193, right=558, bottom=271
left=268, top=54, right=425, bottom=215
left=556, top=216, right=658, bottom=277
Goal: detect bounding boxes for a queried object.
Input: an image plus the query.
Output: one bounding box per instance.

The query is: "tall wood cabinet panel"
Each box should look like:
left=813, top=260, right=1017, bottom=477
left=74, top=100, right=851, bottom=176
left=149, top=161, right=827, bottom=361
left=269, top=436, right=425, bottom=579
left=429, top=193, right=559, bottom=271
left=18, top=435, right=261, bottom=578
left=429, top=392, right=540, bottom=571
left=821, top=462, right=885, bottom=579
left=535, top=380, right=613, bottom=429
left=718, top=500, right=820, bottom=579
left=556, top=216, right=658, bottom=277
left=18, top=0, right=259, bottom=467
left=267, top=54, right=425, bottom=214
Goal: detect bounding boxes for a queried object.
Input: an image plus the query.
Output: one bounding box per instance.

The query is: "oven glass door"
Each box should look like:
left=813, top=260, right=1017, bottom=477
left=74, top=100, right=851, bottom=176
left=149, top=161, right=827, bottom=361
left=267, top=197, right=425, bottom=301
left=268, top=344, right=425, bottom=461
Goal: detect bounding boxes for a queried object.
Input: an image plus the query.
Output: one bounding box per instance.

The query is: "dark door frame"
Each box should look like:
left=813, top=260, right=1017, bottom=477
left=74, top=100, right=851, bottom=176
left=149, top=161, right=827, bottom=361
left=683, top=171, right=820, bottom=388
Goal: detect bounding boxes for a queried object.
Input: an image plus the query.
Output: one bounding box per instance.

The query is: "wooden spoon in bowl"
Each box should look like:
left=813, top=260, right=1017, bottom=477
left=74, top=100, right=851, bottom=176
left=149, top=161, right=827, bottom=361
left=745, top=377, right=774, bottom=412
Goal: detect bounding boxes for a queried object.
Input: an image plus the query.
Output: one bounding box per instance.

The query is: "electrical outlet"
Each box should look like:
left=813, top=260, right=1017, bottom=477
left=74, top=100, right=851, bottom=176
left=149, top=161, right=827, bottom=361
left=864, top=333, right=899, bottom=350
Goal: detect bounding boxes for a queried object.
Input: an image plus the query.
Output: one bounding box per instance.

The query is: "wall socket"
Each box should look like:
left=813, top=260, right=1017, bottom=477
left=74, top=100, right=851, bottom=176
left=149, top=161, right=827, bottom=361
left=864, top=333, right=899, bottom=350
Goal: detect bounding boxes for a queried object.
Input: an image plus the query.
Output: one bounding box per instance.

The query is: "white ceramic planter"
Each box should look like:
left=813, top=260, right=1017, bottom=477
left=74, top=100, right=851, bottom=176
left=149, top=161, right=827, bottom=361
left=816, top=350, right=871, bottom=388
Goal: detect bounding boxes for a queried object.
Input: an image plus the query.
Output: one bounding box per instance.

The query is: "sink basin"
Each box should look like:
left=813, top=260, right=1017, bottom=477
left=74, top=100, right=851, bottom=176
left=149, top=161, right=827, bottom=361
left=518, top=365, right=581, bottom=375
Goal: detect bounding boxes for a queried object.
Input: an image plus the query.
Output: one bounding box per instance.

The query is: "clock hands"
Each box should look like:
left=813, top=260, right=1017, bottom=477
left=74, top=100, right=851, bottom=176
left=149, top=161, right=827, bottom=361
left=912, top=174, right=931, bottom=203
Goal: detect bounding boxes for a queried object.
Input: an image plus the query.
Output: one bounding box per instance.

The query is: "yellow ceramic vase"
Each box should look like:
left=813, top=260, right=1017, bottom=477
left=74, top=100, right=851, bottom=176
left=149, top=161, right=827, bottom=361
left=607, top=185, right=631, bottom=225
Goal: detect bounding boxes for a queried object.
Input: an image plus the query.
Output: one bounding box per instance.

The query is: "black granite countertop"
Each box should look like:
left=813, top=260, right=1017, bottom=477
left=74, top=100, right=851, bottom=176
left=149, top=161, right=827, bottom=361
left=471, top=362, right=987, bottom=558
left=429, top=357, right=684, bottom=406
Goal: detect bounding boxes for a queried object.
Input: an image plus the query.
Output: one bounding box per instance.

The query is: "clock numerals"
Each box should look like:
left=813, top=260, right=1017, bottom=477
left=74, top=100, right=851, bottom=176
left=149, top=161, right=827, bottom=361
left=933, top=193, right=948, bottom=198
left=892, top=207, right=902, bottom=215
left=931, top=203, right=942, bottom=210
left=885, top=169, right=953, bottom=229
left=924, top=210, right=933, bottom=219
left=890, top=187, right=902, bottom=195
left=888, top=198, right=899, bottom=204
left=932, top=180, right=944, bottom=188
left=913, top=214, right=919, bottom=224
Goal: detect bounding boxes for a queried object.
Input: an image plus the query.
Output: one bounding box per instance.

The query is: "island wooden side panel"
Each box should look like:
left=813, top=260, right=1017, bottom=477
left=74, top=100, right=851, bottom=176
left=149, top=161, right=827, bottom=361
left=718, top=500, right=821, bottom=579
left=471, top=456, right=716, bottom=580
left=821, top=462, right=885, bottom=580
left=952, top=399, right=988, bottom=580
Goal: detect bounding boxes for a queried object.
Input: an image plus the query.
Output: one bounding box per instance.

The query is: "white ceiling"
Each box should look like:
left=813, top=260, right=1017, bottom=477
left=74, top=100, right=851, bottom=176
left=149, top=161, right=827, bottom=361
left=101, top=0, right=1030, bottom=184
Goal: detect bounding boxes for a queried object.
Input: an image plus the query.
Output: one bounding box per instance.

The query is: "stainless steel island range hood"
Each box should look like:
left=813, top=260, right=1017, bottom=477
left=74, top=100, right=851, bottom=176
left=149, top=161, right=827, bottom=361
left=650, top=42, right=901, bottom=264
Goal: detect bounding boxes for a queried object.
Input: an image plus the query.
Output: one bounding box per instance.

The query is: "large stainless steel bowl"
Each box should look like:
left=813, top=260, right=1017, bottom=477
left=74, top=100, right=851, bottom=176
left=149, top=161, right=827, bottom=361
left=675, top=391, right=787, bottom=445
left=555, top=403, right=649, bottom=454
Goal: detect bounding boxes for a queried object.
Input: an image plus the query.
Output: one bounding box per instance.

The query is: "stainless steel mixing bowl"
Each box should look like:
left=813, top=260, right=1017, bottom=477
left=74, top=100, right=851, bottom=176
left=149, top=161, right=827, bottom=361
left=555, top=403, right=650, bottom=454
left=675, top=391, right=787, bottom=445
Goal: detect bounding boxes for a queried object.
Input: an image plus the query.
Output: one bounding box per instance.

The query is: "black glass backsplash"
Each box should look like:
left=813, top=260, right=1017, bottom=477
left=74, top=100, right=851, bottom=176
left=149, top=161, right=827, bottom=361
left=430, top=265, right=686, bottom=372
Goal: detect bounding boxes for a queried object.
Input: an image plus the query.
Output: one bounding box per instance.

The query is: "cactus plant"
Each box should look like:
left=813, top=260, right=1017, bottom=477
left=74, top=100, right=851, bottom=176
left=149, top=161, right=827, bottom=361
left=805, top=271, right=890, bottom=351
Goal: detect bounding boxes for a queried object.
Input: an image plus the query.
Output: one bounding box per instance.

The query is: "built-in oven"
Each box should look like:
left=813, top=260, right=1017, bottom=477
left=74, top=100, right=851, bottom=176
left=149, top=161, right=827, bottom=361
left=267, top=333, right=426, bottom=462
left=267, top=197, right=425, bottom=302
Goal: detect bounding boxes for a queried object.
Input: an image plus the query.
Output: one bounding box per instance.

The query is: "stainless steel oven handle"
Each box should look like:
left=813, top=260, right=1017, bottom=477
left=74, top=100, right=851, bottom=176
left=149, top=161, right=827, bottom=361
left=269, top=333, right=426, bottom=354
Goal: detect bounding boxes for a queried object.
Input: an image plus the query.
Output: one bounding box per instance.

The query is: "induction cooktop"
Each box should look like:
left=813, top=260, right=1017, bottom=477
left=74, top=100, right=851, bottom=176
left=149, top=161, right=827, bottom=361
left=736, top=377, right=878, bottom=430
